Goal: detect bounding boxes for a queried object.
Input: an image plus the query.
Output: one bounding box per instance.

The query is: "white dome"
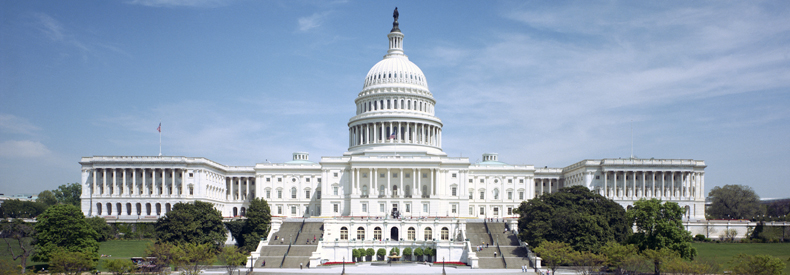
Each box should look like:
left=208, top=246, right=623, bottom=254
left=363, top=55, right=428, bottom=89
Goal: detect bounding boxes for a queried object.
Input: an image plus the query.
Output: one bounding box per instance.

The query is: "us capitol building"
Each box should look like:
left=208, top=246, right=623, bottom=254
left=79, top=10, right=707, bottom=266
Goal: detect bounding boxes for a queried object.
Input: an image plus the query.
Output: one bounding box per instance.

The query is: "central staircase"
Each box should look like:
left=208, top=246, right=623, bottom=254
left=255, top=219, right=324, bottom=268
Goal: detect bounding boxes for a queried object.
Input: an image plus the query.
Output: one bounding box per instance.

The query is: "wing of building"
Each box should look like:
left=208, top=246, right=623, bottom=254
left=78, top=10, right=707, bottom=267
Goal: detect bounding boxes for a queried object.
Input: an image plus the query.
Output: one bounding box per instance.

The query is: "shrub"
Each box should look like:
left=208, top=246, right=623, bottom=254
left=390, top=247, right=400, bottom=256
left=376, top=248, right=386, bottom=260
left=694, top=234, right=707, bottom=242
left=366, top=248, right=375, bottom=259
left=403, top=247, right=412, bottom=256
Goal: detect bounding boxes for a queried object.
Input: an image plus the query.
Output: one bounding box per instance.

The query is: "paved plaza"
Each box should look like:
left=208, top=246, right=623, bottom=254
left=203, top=263, right=579, bottom=275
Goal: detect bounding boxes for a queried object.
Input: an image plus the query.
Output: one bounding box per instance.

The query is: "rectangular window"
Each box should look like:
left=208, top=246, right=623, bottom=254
left=508, top=191, right=513, bottom=200
left=306, top=178, right=310, bottom=182
left=596, top=176, right=600, bottom=179
left=266, top=178, right=270, bottom=182
left=317, top=192, right=321, bottom=199
left=277, top=206, right=282, bottom=214
left=452, top=204, right=457, bottom=214
left=423, top=203, right=429, bottom=213
left=305, top=190, right=310, bottom=199
left=333, top=204, right=339, bottom=213
left=189, top=173, right=193, bottom=177
left=479, top=207, right=485, bottom=215
left=423, top=173, right=427, bottom=178
left=405, top=203, right=410, bottom=212
left=508, top=207, right=513, bottom=215
left=519, top=191, right=524, bottom=200
left=291, top=206, right=297, bottom=215
left=318, top=178, right=322, bottom=183
left=363, top=173, right=367, bottom=178
left=508, top=179, right=512, bottom=183
left=362, top=204, right=367, bottom=212
left=291, top=190, right=297, bottom=199
left=277, top=190, right=282, bottom=199
left=452, top=173, right=457, bottom=178
left=494, top=207, right=499, bottom=216
left=480, top=191, right=484, bottom=200
left=380, top=203, right=385, bottom=213
left=333, top=186, right=338, bottom=195
left=278, top=178, right=282, bottom=182
left=520, top=179, right=524, bottom=183
left=393, top=173, right=398, bottom=178
left=469, top=192, right=473, bottom=199
left=381, top=173, right=385, bottom=178
left=266, top=190, right=271, bottom=199
left=469, top=206, right=474, bottom=216
left=480, top=179, right=484, bottom=183
left=189, top=187, right=193, bottom=195
left=406, top=173, right=410, bottom=178
left=469, top=179, right=473, bottom=183
left=334, top=172, right=338, bottom=177
left=452, top=187, right=457, bottom=196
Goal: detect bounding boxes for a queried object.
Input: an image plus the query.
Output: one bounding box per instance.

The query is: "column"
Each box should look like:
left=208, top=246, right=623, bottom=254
left=92, top=169, right=97, bottom=195
left=180, top=169, right=185, bottom=196
left=355, top=168, right=360, bottom=195
left=416, top=168, right=421, bottom=196
left=397, top=122, right=402, bottom=142
left=373, top=168, right=378, bottom=196
left=632, top=171, right=636, bottom=198
left=387, top=168, right=391, bottom=196
left=641, top=172, right=646, bottom=198
left=431, top=168, right=436, bottom=196
left=171, top=169, right=176, bottom=196
left=661, top=172, right=665, bottom=197
left=122, top=169, right=127, bottom=196
left=102, top=169, right=107, bottom=195
left=671, top=172, right=675, bottom=198
left=399, top=169, right=403, bottom=197
left=603, top=172, right=607, bottom=197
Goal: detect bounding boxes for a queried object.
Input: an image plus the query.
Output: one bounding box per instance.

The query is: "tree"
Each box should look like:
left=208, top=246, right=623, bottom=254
left=49, top=248, right=95, bottom=275
left=413, top=247, right=423, bottom=261
left=641, top=248, right=679, bottom=275
left=600, top=241, right=638, bottom=275
left=390, top=247, right=400, bottom=257
left=171, top=242, right=217, bottom=275
left=0, top=199, right=46, bottom=218
left=365, top=248, right=375, bottom=261
left=155, top=201, right=226, bottom=247
left=663, top=257, right=721, bottom=275
left=424, top=247, right=435, bottom=262
left=218, top=246, right=247, bottom=275
left=516, top=186, right=631, bottom=253
left=53, top=183, right=82, bottom=207
left=627, top=198, right=696, bottom=260
left=33, top=204, right=99, bottom=263
left=376, top=248, right=386, bottom=261
left=533, top=241, right=574, bottom=275
left=105, top=259, right=136, bottom=275
left=402, top=247, right=412, bottom=261
left=145, top=242, right=175, bottom=274
left=729, top=254, right=786, bottom=275
left=0, top=219, right=36, bottom=274
left=352, top=248, right=361, bottom=261
left=570, top=250, right=606, bottom=275
left=707, top=185, right=763, bottom=219
left=86, top=216, right=114, bottom=242
left=240, top=198, right=271, bottom=252
left=37, top=190, right=58, bottom=207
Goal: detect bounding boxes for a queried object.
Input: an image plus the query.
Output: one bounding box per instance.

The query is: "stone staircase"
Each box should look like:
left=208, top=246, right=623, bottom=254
left=466, top=222, right=504, bottom=269
left=255, top=220, right=323, bottom=268
left=487, top=222, right=531, bottom=269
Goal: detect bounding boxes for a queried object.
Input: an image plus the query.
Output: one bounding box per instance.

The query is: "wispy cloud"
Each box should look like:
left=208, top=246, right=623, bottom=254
left=0, top=140, right=51, bottom=158
left=30, top=13, right=129, bottom=61
left=298, top=11, right=332, bottom=32
left=126, top=0, right=231, bottom=8
left=0, top=114, right=41, bottom=136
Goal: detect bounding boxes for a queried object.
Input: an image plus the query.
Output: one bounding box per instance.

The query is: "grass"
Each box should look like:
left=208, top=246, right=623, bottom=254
left=1, top=238, right=154, bottom=272
left=693, top=242, right=790, bottom=274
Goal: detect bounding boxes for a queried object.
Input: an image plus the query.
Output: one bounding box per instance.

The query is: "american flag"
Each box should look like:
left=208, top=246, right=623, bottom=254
left=157, top=123, right=161, bottom=133
left=388, top=131, right=396, bottom=139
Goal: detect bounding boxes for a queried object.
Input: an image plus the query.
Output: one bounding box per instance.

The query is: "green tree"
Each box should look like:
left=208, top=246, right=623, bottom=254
left=533, top=241, right=574, bottom=275
left=570, top=250, right=606, bottom=275
left=352, top=248, right=361, bottom=261
left=642, top=248, right=679, bottom=275
left=37, top=190, right=58, bottom=207
left=365, top=248, right=375, bottom=261
left=105, top=259, right=136, bottom=275
left=707, top=184, right=764, bottom=220
left=53, top=183, right=82, bottom=207
left=390, top=247, right=400, bottom=257
left=627, top=198, right=696, bottom=260
left=49, top=248, right=95, bottom=275
left=600, top=241, right=639, bottom=275
left=516, top=186, right=631, bottom=252
left=413, top=247, right=424, bottom=261
left=402, top=247, right=412, bottom=261
left=171, top=242, right=217, bottom=275
left=145, top=242, right=175, bottom=274
left=240, top=198, right=271, bottom=252
left=0, top=199, right=46, bottom=218
left=33, top=204, right=99, bottom=263
left=217, top=245, right=247, bottom=275
left=86, top=216, right=114, bottom=242
left=424, top=247, right=435, bottom=262
left=155, top=201, right=226, bottom=247
left=729, top=254, right=786, bottom=275
left=0, top=219, right=36, bottom=274
left=376, top=248, right=386, bottom=261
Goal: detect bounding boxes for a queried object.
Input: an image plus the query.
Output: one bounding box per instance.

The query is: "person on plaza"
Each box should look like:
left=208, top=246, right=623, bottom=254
left=300, top=262, right=303, bottom=269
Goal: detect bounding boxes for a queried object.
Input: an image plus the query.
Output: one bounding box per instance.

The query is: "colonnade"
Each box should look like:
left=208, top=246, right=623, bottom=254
left=349, top=121, right=441, bottom=147
left=346, top=167, right=437, bottom=198
left=601, top=170, right=704, bottom=200
left=534, top=178, right=560, bottom=197
left=90, top=168, right=187, bottom=197
left=226, top=177, right=255, bottom=201
left=356, top=96, right=433, bottom=115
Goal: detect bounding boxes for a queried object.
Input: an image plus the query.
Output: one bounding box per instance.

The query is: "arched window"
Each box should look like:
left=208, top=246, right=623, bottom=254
left=374, top=227, right=382, bottom=240
left=357, top=227, right=365, bottom=240
left=424, top=227, right=432, bottom=241
left=126, top=203, right=132, bottom=215
left=392, top=185, right=398, bottom=196
left=408, top=227, right=416, bottom=240
left=165, top=203, right=171, bottom=213
left=291, top=187, right=297, bottom=199
left=96, top=203, right=102, bottom=215
left=233, top=207, right=238, bottom=217
left=107, top=203, right=112, bottom=215
left=441, top=227, right=449, bottom=240
left=340, top=227, right=348, bottom=240
left=494, top=189, right=499, bottom=200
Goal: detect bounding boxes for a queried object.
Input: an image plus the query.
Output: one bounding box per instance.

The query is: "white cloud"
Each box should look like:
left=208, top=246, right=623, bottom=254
left=126, top=0, right=231, bottom=8
left=0, top=140, right=51, bottom=158
left=298, top=12, right=332, bottom=32
left=0, top=114, right=41, bottom=135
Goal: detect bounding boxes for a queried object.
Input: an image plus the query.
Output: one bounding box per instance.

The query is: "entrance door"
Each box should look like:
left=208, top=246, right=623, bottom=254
left=390, top=227, right=399, bottom=241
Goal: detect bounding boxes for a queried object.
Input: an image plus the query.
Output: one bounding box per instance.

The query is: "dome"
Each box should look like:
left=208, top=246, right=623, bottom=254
left=363, top=55, right=428, bottom=89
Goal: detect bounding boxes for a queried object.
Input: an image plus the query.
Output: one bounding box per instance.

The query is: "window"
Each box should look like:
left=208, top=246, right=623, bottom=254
left=362, top=203, right=367, bottom=212
left=333, top=186, right=338, bottom=195
left=318, top=178, right=322, bottom=183
left=189, top=173, right=193, bottom=177
left=362, top=185, right=368, bottom=196
left=266, top=190, right=271, bottom=199
left=507, top=207, right=513, bottom=215
left=363, top=173, right=367, bottom=178
left=469, top=206, right=474, bottom=215
left=423, top=173, right=427, bottom=178
left=424, top=227, right=432, bottom=240
left=291, top=206, right=297, bottom=215
left=278, top=178, right=282, bottom=182
left=480, top=179, right=484, bottom=183
left=519, top=191, right=524, bottom=200
left=469, top=179, right=473, bottom=183
left=469, top=192, right=473, bottom=199
left=405, top=203, right=410, bottom=212
left=423, top=203, right=429, bottom=213
left=277, top=205, right=282, bottom=214
left=452, top=173, right=457, bottom=178
left=291, top=187, right=297, bottom=199
left=374, top=227, right=382, bottom=240
left=508, top=191, right=512, bottom=200
left=189, top=187, right=193, bottom=195
left=479, top=191, right=484, bottom=200
left=452, top=187, right=457, bottom=196
left=452, top=204, right=457, bottom=214
left=408, top=227, right=415, bottom=240
left=305, top=190, right=310, bottom=199
left=277, top=190, right=282, bottom=199
left=494, top=189, right=499, bottom=200
left=493, top=207, right=499, bottom=216
left=520, top=179, right=524, bottom=183
left=340, top=227, right=348, bottom=240
left=479, top=207, right=485, bottom=215
left=381, top=173, right=385, bottom=178
left=306, top=178, right=310, bottom=182
left=266, top=178, right=271, bottom=182
left=406, top=173, right=410, bottom=178
left=441, top=227, right=449, bottom=240
left=380, top=203, right=385, bottom=213
left=508, top=179, right=512, bottom=183
left=333, top=204, right=339, bottom=213
left=393, top=173, right=397, bottom=178
left=317, top=191, right=321, bottom=199
left=334, top=172, right=338, bottom=177
left=357, top=227, right=365, bottom=240
left=596, top=176, right=600, bottom=179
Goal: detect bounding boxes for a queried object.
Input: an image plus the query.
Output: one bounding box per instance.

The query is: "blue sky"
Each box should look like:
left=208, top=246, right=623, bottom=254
left=1, top=0, right=788, bottom=199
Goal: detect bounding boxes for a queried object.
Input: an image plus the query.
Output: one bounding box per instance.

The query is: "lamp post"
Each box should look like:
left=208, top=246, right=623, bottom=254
left=342, top=257, right=345, bottom=275
left=442, top=256, right=446, bottom=275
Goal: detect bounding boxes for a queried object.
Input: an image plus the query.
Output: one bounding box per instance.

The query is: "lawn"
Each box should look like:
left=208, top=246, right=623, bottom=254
left=693, top=242, right=790, bottom=274
left=1, top=238, right=154, bottom=272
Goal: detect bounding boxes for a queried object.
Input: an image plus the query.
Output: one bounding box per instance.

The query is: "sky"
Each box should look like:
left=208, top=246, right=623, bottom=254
left=1, top=0, right=789, bottom=199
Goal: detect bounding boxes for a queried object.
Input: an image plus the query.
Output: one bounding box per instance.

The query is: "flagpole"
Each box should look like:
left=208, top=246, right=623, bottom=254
left=159, top=122, right=162, bottom=156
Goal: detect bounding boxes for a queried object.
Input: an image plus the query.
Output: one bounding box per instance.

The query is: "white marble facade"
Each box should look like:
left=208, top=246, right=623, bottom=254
left=78, top=16, right=706, bottom=228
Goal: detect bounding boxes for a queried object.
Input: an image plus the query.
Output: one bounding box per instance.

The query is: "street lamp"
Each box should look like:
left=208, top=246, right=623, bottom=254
left=342, top=257, right=345, bottom=275
left=442, top=257, right=446, bottom=275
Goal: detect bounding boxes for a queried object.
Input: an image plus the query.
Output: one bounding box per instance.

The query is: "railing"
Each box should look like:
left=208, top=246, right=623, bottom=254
left=496, top=236, right=506, bottom=268
left=280, top=240, right=291, bottom=268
